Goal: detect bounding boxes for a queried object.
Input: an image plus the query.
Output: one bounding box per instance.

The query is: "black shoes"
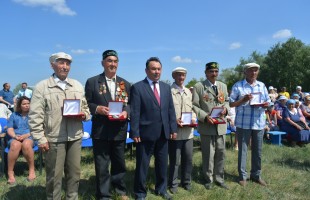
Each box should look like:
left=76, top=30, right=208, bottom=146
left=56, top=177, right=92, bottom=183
left=215, top=182, right=229, bottom=190
left=250, top=178, right=267, bottom=186
left=169, top=187, right=178, bottom=194
left=155, top=192, right=173, bottom=200
left=205, top=182, right=229, bottom=190
left=204, top=183, right=213, bottom=190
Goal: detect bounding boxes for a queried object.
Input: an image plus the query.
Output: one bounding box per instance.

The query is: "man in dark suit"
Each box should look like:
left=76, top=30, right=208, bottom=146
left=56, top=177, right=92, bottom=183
left=85, top=50, right=130, bottom=200
left=130, top=57, right=178, bottom=200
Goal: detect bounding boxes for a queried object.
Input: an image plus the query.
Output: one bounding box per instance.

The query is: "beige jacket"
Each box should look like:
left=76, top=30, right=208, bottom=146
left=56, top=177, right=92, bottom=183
left=29, top=76, right=91, bottom=145
left=171, top=83, right=196, bottom=140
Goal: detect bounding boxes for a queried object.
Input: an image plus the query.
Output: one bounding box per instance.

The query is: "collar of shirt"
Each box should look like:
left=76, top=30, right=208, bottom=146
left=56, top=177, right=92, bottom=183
left=105, top=76, right=116, bottom=82
left=206, top=79, right=217, bottom=87
left=146, top=77, right=160, bottom=95
left=242, top=79, right=258, bottom=87
left=53, top=74, right=68, bottom=90
left=172, top=82, right=185, bottom=94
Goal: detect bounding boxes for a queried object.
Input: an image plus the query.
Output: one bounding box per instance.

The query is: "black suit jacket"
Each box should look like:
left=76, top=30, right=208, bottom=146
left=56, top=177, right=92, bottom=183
left=85, top=72, right=131, bottom=140
left=130, top=78, right=177, bottom=141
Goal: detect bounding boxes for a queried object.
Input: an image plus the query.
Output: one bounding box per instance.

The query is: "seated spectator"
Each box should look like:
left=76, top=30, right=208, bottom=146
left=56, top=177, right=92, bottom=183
left=295, top=86, right=304, bottom=101
left=265, top=102, right=279, bottom=140
left=0, top=103, right=12, bottom=119
left=275, top=95, right=287, bottom=129
left=292, top=93, right=300, bottom=101
left=282, top=99, right=310, bottom=146
left=300, top=96, right=310, bottom=126
left=268, top=86, right=278, bottom=102
left=278, top=87, right=290, bottom=99
left=6, top=96, right=36, bottom=184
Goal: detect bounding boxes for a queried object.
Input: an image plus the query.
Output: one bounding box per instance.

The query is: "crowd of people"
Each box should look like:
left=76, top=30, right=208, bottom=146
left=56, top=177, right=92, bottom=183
left=0, top=50, right=309, bottom=200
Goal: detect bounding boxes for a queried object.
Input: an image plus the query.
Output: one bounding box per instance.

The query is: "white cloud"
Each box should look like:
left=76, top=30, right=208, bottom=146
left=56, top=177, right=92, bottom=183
left=272, top=29, right=292, bottom=39
left=13, top=0, right=76, bottom=16
left=171, top=56, right=192, bottom=63
left=229, top=42, right=242, bottom=50
left=71, top=49, right=96, bottom=54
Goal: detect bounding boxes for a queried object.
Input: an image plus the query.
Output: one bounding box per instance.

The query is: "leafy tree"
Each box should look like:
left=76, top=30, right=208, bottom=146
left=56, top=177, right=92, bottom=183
left=219, top=51, right=265, bottom=91
left=261, top=37, right=310, bottom=92
left=13, top=83, right=22, bottom=95
left=185, top=77, right=204, bottom=88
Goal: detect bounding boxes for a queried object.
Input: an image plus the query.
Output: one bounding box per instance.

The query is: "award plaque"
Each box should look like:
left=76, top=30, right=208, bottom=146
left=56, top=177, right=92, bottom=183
left=210, top=107, right=226, bottom=124
left=250, top=92, right=265, bottom=106
left=181, top=112, right=198, bottom=127
left=63, top=99, right=84, bottom=117
left=108, top=101, right=126, bottom=121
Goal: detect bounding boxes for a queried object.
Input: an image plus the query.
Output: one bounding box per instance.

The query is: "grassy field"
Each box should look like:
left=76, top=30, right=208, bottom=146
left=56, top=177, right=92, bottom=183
left=0, top=136, right=310, bottom=200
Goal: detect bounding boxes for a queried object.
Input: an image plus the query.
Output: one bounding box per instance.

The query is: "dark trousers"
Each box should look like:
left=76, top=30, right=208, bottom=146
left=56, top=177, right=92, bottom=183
left=93, top=139, right=127, bottom=200
left=134, top=136, right=168, bottom=198
left=168, top=139, right=193, bottom=188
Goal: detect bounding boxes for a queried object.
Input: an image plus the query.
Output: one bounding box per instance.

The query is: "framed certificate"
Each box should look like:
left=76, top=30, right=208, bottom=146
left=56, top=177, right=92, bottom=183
left=63, top=99, right=84, bottom=117
left=181, top=112, right=192, bottom=125
left=181, top=112, right=198, bottom=127
left=250, top=92, right=265, bottom=106
left=108, top=101, right=126, bottom=121
left=210, top=107, right=226, bottom=124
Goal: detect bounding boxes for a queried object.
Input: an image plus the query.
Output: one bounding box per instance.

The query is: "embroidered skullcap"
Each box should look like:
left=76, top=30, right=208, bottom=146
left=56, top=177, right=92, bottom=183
left=205, top=62, right=219, bottom=70
left=102, top=50, right=118, bottom=60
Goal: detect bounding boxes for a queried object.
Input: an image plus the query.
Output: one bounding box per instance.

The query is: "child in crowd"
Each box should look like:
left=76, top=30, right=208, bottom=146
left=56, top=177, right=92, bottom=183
left=265, top=102, right=279, bottom=140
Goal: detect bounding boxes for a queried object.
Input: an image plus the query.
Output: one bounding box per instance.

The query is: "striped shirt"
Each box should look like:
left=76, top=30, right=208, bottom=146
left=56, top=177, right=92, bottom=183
left=229, top=79, right=270, bottom=130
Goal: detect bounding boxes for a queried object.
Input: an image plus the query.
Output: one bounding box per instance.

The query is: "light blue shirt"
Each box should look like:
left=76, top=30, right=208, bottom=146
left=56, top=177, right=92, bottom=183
left=229, top=79, right=270, bottom=130
left=17, top=88, right=33, bottom=99
left=7, top=112, right=30, bottom=135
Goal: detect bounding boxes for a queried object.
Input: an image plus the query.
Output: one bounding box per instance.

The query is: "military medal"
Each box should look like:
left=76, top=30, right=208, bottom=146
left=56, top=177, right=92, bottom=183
left=217, top=90, right=225, bottom=104
left=99, top=83, right=107, bottom=95
left=203, top=92, right=209, bottom=101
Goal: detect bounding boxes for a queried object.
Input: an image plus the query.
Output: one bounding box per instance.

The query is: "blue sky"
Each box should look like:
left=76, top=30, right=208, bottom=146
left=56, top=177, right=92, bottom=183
left=1, top=0, right=310, bottom=90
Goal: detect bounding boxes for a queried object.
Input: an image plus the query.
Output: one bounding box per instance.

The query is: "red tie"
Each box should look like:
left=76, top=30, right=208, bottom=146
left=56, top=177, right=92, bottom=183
left=153, top=82, right=160, bottom=105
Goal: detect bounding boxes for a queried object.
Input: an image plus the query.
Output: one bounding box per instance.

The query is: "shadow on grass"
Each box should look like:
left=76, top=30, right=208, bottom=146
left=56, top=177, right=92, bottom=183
left=274, top=157, right=310, bottom=171
left=4, top=184, right=46, bottom=200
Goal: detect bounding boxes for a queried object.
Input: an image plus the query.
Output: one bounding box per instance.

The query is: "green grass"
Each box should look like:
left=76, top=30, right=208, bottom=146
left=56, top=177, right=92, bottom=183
left=0, top=137, right=310, bottom=200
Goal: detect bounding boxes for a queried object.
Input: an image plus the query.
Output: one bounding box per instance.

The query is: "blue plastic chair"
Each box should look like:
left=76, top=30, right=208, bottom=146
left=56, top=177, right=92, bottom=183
left=82, top=120, right=93, bottom=148
left=0, top=118, right=8, bottom=175
left=126, top=122, right=134, bottom=158
left=194, top=129, right=200, bottom=137
left=226, top=122, right=235, bottom=149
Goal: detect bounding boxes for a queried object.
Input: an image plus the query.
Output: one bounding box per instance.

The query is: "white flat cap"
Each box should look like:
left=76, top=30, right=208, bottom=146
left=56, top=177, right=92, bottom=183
left=278, top=95, right=288, bottom=101
left=244, top=63, right=260, bottom=70
left=268, top=86, right=274, bottom=90
left=49, top=52, right=72, bottom=63
left=172, top=67, right=187, bottom=74
left=296, top=86, right=302, bottom=89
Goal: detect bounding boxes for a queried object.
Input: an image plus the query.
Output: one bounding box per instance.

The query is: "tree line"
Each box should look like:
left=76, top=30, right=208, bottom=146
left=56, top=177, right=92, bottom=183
left=186, top=37, right=310, bottom=94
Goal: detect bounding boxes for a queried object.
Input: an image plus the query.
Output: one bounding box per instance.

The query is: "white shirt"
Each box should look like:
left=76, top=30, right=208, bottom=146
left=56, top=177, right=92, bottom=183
left=106, top=76, right=116, bottom=100
left=53, top=75, right=68, bottom=90
left=146, top=77, right=160, bottom=97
